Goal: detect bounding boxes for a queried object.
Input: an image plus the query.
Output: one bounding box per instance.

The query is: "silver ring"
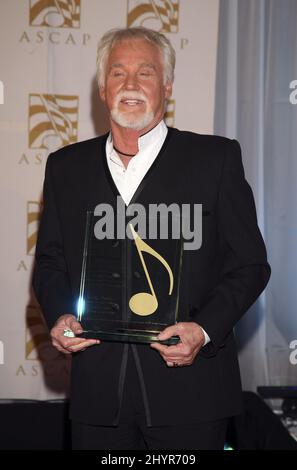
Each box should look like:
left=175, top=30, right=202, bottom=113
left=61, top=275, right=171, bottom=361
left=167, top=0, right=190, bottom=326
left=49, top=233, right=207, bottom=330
left=63, top=329, right=75, bottom=338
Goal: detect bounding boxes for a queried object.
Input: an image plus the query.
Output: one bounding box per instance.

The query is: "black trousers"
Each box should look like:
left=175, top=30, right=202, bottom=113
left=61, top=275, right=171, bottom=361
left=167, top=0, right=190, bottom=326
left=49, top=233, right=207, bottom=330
left=72, top=348, right=228, bottom=450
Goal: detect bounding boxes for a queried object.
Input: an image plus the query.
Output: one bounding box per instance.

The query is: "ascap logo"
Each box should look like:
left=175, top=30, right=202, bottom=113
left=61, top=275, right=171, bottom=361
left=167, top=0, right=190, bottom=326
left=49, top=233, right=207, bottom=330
left=15, top=305, right=70, bottom=378
left=127, top=0, right=179, bottom=32
left=26, top=306, right=52, bottom=361
left=28, top=93, right=79, bottom=150
left=20, top=0, right=89, bottom=46
left=27, top=201, right=42, bottom=256
left=164, top=98, right=175, bottom=127
left=29, top=0, right=81, bottom=28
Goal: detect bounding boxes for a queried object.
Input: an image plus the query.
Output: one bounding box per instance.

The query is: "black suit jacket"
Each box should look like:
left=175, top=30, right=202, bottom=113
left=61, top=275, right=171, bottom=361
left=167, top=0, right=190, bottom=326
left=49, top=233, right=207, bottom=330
left=32, top=128, right=271, bottom=426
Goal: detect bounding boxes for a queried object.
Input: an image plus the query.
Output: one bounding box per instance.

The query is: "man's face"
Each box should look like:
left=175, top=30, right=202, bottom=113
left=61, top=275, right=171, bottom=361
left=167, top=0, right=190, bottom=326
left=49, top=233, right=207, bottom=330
left=99, top=39, right=172, bottom=132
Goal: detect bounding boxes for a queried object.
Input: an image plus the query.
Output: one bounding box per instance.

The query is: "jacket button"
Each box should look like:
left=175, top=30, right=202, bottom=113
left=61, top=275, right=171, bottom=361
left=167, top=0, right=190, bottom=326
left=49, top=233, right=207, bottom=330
left=112, top=240, right=119, bottom=248
left=133, top=271, right=141, bottom=279
left=111, top=302, right=120, bottom=312
left=111, top=272, right=120, bottom=278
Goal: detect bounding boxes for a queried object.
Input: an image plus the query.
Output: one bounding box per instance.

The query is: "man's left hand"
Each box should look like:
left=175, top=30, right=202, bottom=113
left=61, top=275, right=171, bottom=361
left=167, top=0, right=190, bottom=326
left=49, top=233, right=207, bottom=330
left=150, top=322, right=205, bottom=367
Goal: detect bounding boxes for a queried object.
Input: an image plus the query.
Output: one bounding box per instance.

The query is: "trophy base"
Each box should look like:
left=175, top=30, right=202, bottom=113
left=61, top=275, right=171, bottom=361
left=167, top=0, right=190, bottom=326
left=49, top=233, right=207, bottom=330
left=78, top=329, right=180, bottom=345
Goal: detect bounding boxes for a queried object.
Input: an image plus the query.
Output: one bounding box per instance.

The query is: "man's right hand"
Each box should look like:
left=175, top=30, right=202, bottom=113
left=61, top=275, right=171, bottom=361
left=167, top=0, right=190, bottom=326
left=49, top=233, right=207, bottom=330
left=50, top=314, right=100, bottom=354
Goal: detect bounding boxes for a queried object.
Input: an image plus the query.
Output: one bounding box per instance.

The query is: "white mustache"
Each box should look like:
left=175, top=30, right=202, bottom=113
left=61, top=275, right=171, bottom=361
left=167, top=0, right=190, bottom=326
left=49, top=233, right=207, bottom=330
left=114, top=91, right=147, bottom=106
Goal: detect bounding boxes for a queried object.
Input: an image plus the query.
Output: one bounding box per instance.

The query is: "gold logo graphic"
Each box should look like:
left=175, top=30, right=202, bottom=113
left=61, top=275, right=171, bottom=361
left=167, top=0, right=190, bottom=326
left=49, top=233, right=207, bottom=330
left=164, top=98, right=175, bottom=127
left=26, top=305, right=51, bottom=360
left=29, top=0, right=81, bottom=28
left=28, top=93, right=78, bottom=149
left=128, top=224, right=173, bottom=316
left=127, top=0, right=179, bottom=32
left=27, top=201, right=42, bottom=256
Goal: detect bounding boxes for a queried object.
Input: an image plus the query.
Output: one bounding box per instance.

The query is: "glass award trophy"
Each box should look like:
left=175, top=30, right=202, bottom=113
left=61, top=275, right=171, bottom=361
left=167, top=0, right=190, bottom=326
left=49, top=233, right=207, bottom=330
left=77, top=211, right=183, bottom=345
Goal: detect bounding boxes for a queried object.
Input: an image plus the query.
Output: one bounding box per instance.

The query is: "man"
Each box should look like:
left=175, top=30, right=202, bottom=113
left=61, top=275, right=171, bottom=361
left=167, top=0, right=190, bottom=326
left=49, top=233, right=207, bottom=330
left=33, top=27, right=271, bottom=450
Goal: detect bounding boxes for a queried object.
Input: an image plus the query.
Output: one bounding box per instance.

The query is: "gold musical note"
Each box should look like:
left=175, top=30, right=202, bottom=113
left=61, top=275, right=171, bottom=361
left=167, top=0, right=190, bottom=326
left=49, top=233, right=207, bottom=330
left=128, top=223, right=173, bottom=316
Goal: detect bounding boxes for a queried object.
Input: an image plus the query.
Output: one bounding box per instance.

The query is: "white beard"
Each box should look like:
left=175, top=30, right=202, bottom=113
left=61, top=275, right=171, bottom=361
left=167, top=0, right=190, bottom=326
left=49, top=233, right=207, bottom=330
left=110, top=91, right=154, bottom=131
left=110, top=108, right=154, bottom=130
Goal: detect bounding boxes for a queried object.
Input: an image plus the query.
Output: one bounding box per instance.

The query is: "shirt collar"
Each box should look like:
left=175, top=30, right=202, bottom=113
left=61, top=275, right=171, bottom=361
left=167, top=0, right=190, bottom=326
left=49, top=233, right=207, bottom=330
left=138, top=119, right=168, bottom=151
left=106, top=120, right=168, bottom=165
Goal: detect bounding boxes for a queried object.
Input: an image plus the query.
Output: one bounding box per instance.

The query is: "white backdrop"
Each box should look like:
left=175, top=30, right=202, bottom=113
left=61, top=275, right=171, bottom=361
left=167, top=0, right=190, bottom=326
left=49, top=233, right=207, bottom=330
left=0, top=0, right=219, bottom=399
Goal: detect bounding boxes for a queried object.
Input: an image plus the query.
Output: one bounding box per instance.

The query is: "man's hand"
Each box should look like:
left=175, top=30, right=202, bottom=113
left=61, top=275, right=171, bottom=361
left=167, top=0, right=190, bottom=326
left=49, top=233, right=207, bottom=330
left=50, top=314, right=100, bottom=354
left=150, top=322, right=205, bottom=367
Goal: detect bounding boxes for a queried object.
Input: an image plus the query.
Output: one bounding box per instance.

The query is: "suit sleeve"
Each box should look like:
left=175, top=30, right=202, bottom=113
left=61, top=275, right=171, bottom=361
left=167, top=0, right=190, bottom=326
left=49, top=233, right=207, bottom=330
left=32, top=154, right=74, bottom=331
left=191, top=140, right=271, bottom=357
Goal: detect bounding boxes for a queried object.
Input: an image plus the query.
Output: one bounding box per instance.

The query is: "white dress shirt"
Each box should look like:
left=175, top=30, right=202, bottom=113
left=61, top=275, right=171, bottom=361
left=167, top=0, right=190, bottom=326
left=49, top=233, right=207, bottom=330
left=106, top=120, right=168, bottom=206
left=106, top=120, right=210, bottom=346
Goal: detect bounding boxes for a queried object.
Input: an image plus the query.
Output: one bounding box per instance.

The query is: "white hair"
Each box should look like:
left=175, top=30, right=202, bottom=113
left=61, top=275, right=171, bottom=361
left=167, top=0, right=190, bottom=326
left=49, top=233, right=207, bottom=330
left=96, top=27, right=176, bottom=88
